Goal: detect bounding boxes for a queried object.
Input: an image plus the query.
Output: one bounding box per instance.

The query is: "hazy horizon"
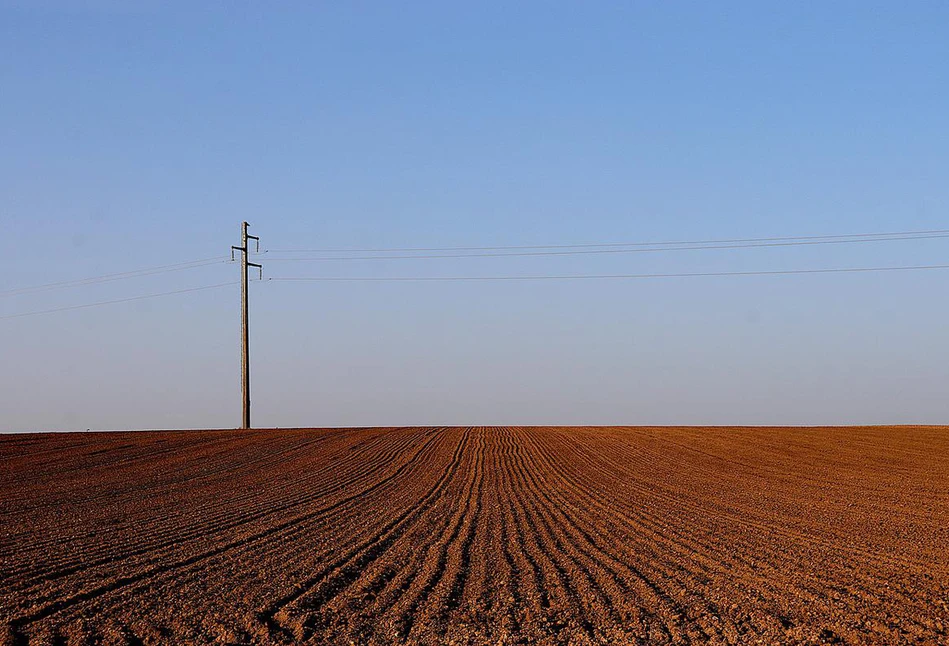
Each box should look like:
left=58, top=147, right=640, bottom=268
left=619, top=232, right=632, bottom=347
left=3, top=2, right=948, bottom=432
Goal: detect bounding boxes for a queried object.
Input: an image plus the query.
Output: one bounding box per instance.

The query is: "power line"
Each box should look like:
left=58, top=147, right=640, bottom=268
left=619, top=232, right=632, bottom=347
left=262, top=232, right=949, bottom=262
left=4, top=228, right=944, bottom=298
left=266, top=263, right=949, bottom=283
left=4, top=227, right=947, bottom=321
left=262, top=227, right=949, bottom=254
left=0, top=257, right=230, bottom=298
left=0, top=282, right=238, bottom=321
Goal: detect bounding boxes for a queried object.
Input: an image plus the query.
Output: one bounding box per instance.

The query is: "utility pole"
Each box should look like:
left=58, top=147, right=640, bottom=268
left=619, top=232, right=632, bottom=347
left=232, top=222, right=261, bottom=429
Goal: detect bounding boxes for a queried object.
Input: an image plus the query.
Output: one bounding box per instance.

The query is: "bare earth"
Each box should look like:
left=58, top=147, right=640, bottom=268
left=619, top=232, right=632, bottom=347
left=1, top=426, right=947, bottom=645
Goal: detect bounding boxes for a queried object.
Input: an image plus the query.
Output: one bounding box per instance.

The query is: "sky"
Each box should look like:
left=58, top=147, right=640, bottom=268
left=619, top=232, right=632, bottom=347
left=2, top=1, right=948, bottom=431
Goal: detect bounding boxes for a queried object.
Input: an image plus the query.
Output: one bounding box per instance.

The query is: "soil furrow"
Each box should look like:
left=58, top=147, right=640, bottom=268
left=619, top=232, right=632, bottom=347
left=2, top=426, right=946, bottom=645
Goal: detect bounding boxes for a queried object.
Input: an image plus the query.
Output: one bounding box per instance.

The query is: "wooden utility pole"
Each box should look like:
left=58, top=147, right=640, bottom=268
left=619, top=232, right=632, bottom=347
left=232, top=222, right=261, bottom=429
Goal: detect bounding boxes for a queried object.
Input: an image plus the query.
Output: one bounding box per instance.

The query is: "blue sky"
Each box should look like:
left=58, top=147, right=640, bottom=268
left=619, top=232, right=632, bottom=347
left=2, top=2, right=948, bottom=430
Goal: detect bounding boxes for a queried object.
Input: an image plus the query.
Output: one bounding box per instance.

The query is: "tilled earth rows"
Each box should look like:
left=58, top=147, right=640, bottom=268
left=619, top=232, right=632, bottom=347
left=1, top=426, right=947, bottom=645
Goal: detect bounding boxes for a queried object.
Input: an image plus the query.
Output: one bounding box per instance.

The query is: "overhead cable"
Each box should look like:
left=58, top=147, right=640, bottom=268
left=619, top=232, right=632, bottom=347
left=0, top=282, right=238, bottom=321
left=262, top=227, right=949, bottom=254
left=262, top=232, right=949, bottom=262
left=267, top=263, right=949, bottom=283
left=0, top=257, right=230, bottom=298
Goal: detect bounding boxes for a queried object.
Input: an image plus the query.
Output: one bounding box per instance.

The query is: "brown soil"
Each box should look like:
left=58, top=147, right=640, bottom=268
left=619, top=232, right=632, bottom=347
left=1, top=426, right=947, bottom=645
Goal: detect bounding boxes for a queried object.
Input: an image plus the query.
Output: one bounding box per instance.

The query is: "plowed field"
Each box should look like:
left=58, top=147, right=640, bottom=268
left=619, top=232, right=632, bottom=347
left=1, top=427, right=947, bottom=645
